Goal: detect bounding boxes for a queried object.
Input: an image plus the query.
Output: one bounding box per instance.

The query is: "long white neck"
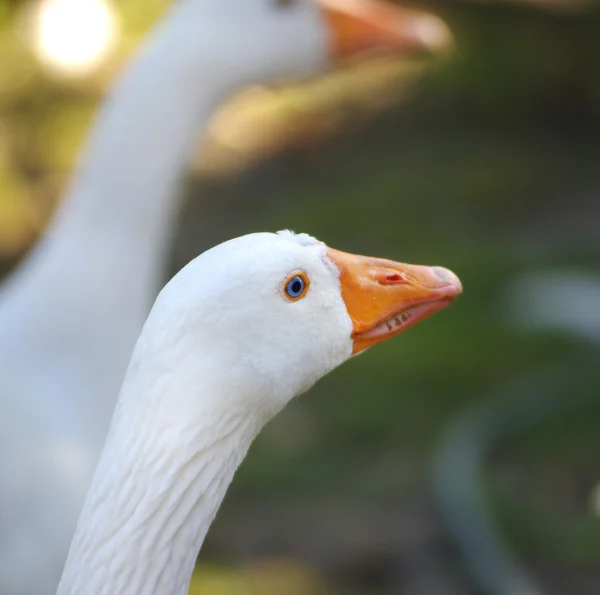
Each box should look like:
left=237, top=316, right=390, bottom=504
left=0, top=5, right=236, bottom=441
left=56, top=303, right=274, bottom=595
left=57, top=411, right=259, bottom=595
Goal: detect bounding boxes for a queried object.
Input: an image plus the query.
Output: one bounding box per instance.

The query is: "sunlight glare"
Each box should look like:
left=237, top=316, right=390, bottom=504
left=33, top=0, right=119, bottom=77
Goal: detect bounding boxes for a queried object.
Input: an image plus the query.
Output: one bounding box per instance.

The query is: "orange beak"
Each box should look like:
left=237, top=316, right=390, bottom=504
left=315, top=0, right=452, bottom=60
left=327, top=248, right=462, bottom=354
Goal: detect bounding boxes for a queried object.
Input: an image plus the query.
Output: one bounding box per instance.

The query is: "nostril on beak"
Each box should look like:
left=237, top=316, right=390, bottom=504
left=377, top=269, right=409, bottom=285
left=432, top=266, right=463, bottom=293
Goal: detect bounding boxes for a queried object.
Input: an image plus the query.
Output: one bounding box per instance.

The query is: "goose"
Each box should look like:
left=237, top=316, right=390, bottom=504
left=56, top=230, right=462, bottom=595
left=508, top=270, right=600, bottom=344
left=0, top=2, right=451, bottom=593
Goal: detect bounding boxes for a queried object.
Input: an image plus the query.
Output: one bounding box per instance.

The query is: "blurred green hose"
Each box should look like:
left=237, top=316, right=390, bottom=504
left=431, top=350, right=599, bottom=595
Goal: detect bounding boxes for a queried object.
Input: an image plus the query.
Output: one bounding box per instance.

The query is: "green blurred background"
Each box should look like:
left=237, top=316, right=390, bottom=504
left=1, top=1, right=600, bottom=593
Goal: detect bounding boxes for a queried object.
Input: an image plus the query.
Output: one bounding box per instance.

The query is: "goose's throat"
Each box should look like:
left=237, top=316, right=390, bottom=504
left=57, top=405, right=260, bottom=595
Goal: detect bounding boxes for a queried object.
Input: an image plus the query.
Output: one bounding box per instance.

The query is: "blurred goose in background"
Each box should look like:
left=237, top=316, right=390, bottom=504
left=508, top=270, right=600, bottom=344
left=0, top=1, right=451, bottom=593
left=56, top=230, right=462, bottom=595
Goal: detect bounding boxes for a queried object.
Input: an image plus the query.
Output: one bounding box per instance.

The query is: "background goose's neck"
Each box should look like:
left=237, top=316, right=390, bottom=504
left=0, top=7, right=232, bottom=438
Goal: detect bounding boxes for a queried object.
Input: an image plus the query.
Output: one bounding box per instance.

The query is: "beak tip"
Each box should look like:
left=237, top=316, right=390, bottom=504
left=431, top=266, right=463, bottom=295
left=408, top=14, right=453, bottom=53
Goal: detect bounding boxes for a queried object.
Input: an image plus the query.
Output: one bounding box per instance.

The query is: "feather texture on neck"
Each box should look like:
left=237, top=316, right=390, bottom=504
left=57, top=335, right=270, bottom=595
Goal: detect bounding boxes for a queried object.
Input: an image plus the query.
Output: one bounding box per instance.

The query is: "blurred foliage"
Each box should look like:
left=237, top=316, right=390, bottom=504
left=1, top=1, right=600, bottom=593
left=190, top=560, right=332, bottom=595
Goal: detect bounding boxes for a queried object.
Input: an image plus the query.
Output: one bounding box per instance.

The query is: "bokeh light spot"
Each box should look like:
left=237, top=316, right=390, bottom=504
left=33, top=0, right=119, bottom=77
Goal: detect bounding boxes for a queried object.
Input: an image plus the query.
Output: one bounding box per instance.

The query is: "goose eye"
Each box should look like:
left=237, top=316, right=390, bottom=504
left=283, top=273, right=309, bottom=301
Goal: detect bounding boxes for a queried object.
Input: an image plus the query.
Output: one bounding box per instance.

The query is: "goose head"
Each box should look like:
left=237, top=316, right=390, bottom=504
left=133, top=231, right=462, bottom=421
left=166, top=0, right=452, bottom=93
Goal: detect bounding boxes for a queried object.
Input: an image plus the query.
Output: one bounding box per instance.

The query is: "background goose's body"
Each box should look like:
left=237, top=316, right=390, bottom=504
left=0, top=10, right=220, bottom=590
left=58, top=231, right=461, bottom=595
left=0, top=2, right=449, bottom=592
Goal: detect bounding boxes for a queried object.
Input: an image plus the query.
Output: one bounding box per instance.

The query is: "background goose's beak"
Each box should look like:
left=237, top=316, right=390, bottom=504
left=327, top=247, right=462, bottom=354
left=315, top=0, right=453, bottom=60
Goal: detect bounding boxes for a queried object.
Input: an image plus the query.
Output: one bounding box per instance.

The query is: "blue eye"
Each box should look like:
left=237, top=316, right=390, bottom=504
left=284, top=273, right=308, bottom=300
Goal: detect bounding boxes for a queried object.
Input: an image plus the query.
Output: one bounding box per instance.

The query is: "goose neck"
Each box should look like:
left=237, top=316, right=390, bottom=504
left=57, top=393, right=261, bottom=595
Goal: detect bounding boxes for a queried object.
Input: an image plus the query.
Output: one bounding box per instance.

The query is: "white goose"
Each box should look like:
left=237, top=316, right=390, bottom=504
left=57, top=230, right=462, bottom=595
left=0, top=2, right=451, bottom=593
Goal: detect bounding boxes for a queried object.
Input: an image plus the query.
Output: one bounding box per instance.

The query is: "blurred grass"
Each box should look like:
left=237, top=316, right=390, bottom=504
left=189, top=560, right=332, bottom=595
